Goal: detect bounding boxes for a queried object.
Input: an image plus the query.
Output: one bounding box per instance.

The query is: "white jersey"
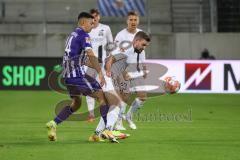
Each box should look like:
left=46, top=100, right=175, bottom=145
left=111, top=46, right=145, bottom=75
left=125, top=46, right=145, bottom=64
left=110, top=46, right=146, bottom=93
left=85, top=23, right=113, bottom=89
left=115, top=28, right=142, bottom=45
left=112, top=45, right=145, bottom=63
left=89, top=23, right=113, bottom=63
left=111, top=47, right=127, bottom=76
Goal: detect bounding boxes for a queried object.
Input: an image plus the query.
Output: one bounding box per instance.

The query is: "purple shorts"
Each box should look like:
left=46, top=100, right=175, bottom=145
left=65, top=75, right=102, bottom=97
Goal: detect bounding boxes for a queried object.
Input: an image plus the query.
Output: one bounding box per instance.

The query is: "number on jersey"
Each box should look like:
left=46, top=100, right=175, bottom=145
left=65, top=36, right=73, bottom=55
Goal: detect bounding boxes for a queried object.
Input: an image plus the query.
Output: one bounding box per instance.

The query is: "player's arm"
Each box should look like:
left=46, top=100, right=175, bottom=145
left=84, top=58, right=94, bottom=68
left=83, top=34, right=105, bottom=86
left=140, top=51, right=148, bottom=79
left=105, top=55, right=115, bottom=77
left=85, top=49, right=101, bottom=73
left=86, top=49, right=105, bottom=86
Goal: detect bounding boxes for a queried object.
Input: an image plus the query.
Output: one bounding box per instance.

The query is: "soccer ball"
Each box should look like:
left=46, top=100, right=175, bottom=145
left=164, top=76, right=181, bottom=94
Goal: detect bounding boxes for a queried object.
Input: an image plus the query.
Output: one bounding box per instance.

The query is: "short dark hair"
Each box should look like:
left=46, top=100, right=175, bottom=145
left=134, top=31, right=151, bottom=42
left=90, top=8, right=100, bottom=15
left=78, top=12, right=94, bottom=21
left=127, top=11, right=139, bottom=17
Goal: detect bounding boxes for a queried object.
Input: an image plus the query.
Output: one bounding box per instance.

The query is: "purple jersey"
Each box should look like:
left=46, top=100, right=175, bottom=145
left=62, top=27, right=92, bottom=78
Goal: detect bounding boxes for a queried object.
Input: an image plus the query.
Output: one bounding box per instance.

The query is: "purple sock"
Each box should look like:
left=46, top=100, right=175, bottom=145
left=54, top=106, right=73, bottom=125
left=100, top=105, right=109, bottom=125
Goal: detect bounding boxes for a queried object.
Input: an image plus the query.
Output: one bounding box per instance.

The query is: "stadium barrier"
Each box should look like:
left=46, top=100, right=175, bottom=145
left=0, top=58, right=239, bottom=93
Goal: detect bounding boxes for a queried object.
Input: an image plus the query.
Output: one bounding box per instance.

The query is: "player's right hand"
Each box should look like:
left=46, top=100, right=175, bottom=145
left=123, top=72, right=131, bottom=81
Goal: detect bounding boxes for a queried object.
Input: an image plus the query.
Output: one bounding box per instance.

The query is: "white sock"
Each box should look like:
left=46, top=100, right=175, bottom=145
left=95, top=118, right=106, bottom=134
left=126, top=98, right=144, bottom=119
left=106, top=106, right=120, bottom=131
left=86, top=96, right=95, bottom=116
left=119, top=101, right=127, bottom=118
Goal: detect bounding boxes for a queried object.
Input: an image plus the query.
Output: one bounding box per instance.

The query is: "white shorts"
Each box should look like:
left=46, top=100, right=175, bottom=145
left=102, top=75, right=115, bottom=92
left=112, top=73, right=130, bottom=93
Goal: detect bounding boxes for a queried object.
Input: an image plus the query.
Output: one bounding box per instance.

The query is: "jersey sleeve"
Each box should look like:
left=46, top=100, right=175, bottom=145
left=114, top=32, right=123, bottom=45
left=111, top=48, right=127, bottom=61
left=139, top=50, right=146, bottom=63
left=106, top=26, right=113, bottom=44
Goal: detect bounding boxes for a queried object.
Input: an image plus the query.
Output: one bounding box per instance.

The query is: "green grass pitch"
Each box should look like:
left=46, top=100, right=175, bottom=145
left=0, top=91, right=240, bottom=160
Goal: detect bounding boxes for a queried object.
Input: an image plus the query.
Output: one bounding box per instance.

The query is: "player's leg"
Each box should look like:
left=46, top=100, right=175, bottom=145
left=105, top=75, right=127, bottom=131
left=46, top=95, right=82, bottom=141
left=89, top=89, right=109, bottom=123
left=90, top=93, right=120, bottom=142
left=88, top=90, right=109, bottom=142
left=104, top=91, right=121, bottom=131
left=100, top=75, right=122, bottom=131
left=115, top=81, right=130, bottom=130
left=126, top=91, right=147, bottom=129
left=89, top=76, right=121, bottom=142
left=54, top=96, right=82, bottom=124
left=86, top=96, right=95, bottom=122
left=88, top=90, right=118, bottom=143
left=92, top=92, right=129, bottom=140
left=102, top=91, right=131, bottom=141
left=46, top=76, right=92, bottom=141
left=115, top=93, right=128, bottom=130
left=85, top=67, right=98, bottom=122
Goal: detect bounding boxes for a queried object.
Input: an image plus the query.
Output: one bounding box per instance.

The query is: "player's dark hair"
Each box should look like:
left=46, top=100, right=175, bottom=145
left=90, top=8, right=100, bottom=15
left=78, top=12, right=94, bottom=21
left=127, top=11, right=139, bottom=17
left=134, top=31, right=151, bottom=42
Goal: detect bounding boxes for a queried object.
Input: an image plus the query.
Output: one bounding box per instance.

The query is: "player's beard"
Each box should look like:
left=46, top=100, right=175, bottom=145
left=134, top=47, right=143, bottom=54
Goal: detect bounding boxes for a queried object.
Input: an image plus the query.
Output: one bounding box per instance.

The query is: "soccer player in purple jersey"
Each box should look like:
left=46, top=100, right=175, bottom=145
left=46, top=12, right=117, bottom=143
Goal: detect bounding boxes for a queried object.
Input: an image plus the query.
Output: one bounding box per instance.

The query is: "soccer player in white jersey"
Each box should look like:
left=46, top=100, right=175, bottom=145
left=115, top=11, right=142, bottom=46
left=89, top=31, right=150, bottom=142
left=114, top=11, right=147, bottom=130
left=86, top=9, right=129, bottom=142
left=85, top=9, right=113, bottom=122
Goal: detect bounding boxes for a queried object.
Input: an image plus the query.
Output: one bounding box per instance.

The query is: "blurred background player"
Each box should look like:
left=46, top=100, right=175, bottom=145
left=114, top=11, right=147, bottom=130
left=85, top=8, right=113, bottom=122
left=46, top=12, right=117, bottom=142
left=115, top=11, right=142, bottom=46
